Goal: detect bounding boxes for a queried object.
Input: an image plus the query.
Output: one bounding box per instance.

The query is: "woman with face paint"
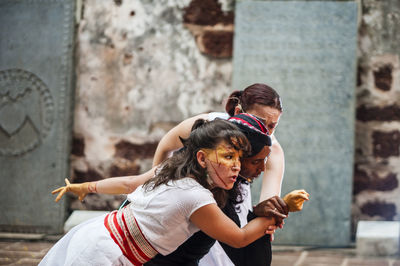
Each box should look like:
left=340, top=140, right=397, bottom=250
left=51, top=84, right=288, bottom=265
left=41, top=119, right=281, bottom=266
left=53, top=84, right=283, bottom=209
left=52, top=113, right=288, bottom=266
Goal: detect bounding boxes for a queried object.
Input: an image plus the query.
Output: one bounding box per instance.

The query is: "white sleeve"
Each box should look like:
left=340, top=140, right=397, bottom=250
left=207, top=112, right=230, bottom=121
left=175, top=186, right=217, bottom=218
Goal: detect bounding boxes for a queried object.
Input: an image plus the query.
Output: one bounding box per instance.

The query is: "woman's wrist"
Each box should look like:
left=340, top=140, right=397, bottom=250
left=87, top=181, right=98, bottom=193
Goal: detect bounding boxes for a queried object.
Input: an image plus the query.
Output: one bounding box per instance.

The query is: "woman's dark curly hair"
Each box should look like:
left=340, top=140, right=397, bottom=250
left=143, top=119, right=250, bottom=207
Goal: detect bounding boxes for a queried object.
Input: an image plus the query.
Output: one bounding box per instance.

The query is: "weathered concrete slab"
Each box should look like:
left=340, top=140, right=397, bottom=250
left=356, top=221, right=400, bottom=256
left=233, top=1, right=358, bottom=246
left=0, top=0, right=75, bottom=234
left=0, top=232, right=44, bottom=240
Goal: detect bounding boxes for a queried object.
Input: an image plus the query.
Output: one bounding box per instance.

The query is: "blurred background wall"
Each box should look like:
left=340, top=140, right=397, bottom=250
left=65, top=0, right=399, bottom=239
left=70, top=0, right=235, bottom=209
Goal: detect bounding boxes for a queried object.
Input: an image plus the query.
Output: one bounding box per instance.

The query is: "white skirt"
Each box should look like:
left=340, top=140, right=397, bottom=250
left=198, top=241, right=234, bottom=266
left=39, top=214, right=132, bottom=266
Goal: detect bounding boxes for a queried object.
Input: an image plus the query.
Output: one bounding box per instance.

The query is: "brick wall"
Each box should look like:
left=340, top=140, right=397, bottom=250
left=70, top=0, right=400, bottom=238
left=352, top=0, right=400, bottom=237
left=69, top=0, right=234, bottom=210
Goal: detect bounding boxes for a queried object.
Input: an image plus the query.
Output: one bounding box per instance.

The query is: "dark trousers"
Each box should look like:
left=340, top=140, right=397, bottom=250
left=219, top=202, right=272, bottom=266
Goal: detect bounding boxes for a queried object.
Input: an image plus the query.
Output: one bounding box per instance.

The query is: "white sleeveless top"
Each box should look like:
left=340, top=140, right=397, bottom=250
left=127, top=178, right=216, bottom=255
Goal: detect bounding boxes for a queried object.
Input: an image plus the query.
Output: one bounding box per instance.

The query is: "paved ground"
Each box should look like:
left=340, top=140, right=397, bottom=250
left=1, top=237, right=399, bottom=266
left=0, top=240, right=50, bottom=265
left=272, top=246, right=400, bottom=266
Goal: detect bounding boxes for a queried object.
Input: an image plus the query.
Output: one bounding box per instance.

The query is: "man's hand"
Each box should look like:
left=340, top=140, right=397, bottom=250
left=253, top=195, right=289, bottom=226
left=51, top=179, right=96, bottom=202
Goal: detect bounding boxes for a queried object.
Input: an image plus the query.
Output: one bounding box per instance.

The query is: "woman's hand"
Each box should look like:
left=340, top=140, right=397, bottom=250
left=282, top=189, right=309, bottom=212
left=265, top=224, right=278, bottom=235
left=51, top=179, right=96, bottom=202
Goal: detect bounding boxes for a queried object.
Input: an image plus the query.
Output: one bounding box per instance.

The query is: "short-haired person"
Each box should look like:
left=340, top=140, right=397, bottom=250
left=40, top=119, right=283, bottom=266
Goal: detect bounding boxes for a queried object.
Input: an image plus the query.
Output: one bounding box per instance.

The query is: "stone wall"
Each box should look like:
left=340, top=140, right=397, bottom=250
left=70, top=0, right=400, bottom=240
left=69, top=0, right=234, bottom=210
left=353, top=0, right=400, bottom=236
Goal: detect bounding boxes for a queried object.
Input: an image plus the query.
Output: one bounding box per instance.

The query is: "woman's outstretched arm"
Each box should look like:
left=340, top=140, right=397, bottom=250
left=190, top=203, right=277, bottom=249
left=52, top=167, right=157, bottom=202
left=52, top=113, right=209, bottom=202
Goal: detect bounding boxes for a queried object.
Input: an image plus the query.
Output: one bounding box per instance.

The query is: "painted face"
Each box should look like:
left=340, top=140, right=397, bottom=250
left=246, top=104, right=281, bottom=135
left=239, top=146, right=271, bottom=182
left=202, top=141, right=242, bottom=190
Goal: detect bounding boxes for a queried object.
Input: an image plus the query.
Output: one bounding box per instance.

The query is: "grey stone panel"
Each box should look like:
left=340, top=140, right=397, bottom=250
left=0, top=0, right=75, bottom=234
left=356, top=221, right=400, bottom=256
left=233, top=1, right=358, bottom=246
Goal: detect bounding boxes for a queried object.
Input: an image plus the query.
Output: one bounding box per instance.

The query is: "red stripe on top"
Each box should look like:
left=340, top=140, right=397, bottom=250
left=115, top=213, right=144, bottom=265
left=104, top=214, right=117, bottom=243
left=114, top=212, right=142, bottom=265
left=121, top=211, right=151, bottom=261
left=106, top=212, right=143, bottom=266
left=131, top=213, right=157, bottom=252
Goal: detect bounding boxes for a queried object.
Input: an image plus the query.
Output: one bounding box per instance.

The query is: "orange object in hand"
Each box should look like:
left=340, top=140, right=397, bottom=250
left=282, top=189, right=310, bottom=212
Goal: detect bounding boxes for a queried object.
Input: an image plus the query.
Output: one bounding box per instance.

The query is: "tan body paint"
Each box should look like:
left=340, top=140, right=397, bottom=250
left=202, top=142, right=242, bottom=188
